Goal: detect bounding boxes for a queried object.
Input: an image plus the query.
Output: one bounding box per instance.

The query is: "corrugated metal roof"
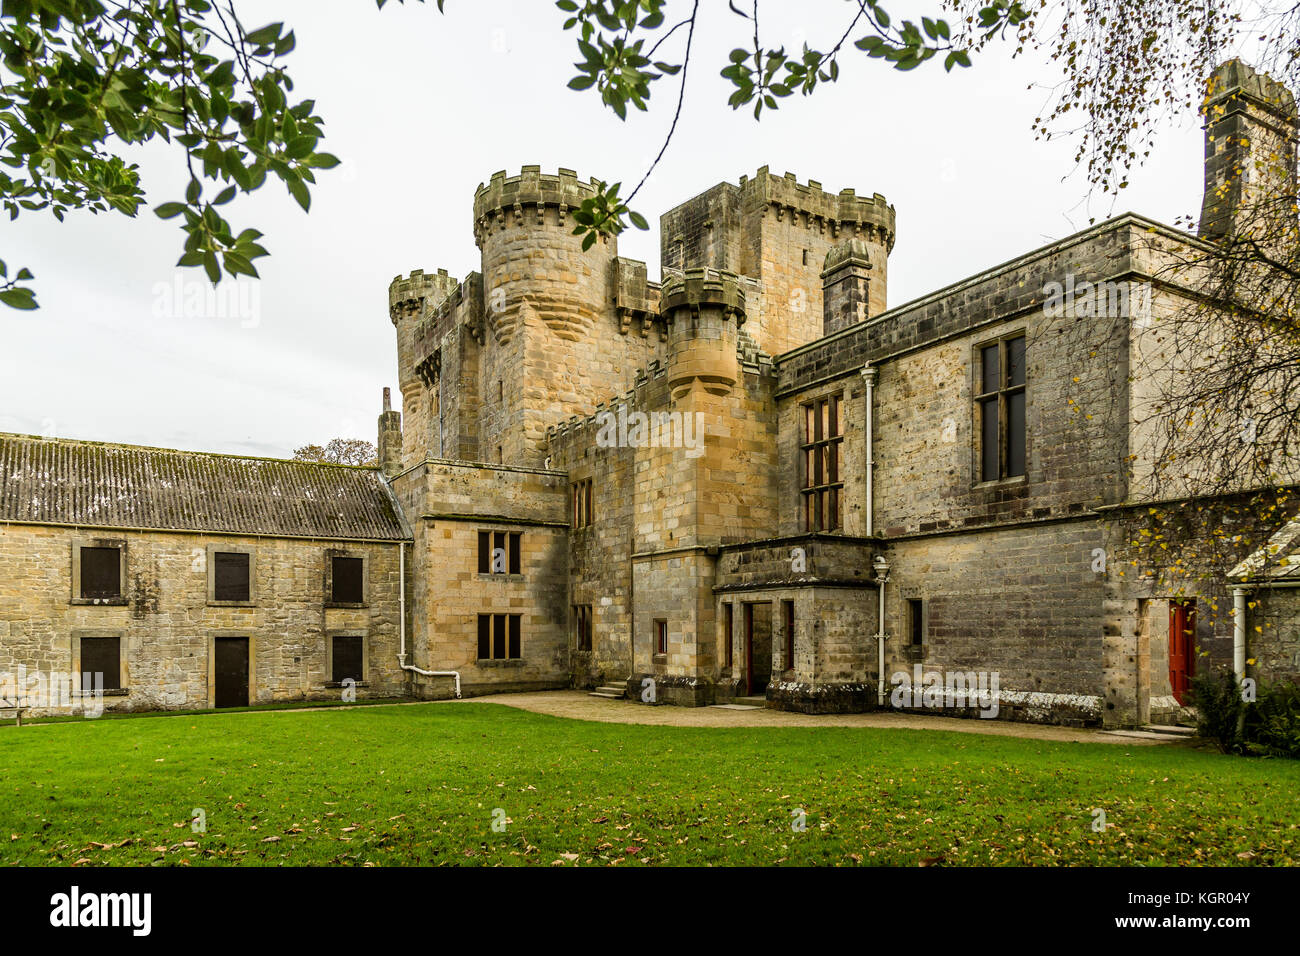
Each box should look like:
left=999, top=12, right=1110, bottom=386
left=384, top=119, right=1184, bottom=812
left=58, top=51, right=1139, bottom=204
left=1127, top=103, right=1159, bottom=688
left=0, top=433, right=408, bottom=541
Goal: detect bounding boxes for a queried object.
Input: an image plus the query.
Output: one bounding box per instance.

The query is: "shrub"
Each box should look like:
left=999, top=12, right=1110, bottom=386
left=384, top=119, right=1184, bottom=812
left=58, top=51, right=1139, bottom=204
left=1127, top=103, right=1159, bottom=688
left=1245, top=680, right=1300, bottom=759
left=1191, top=669, right=1245, bottom=754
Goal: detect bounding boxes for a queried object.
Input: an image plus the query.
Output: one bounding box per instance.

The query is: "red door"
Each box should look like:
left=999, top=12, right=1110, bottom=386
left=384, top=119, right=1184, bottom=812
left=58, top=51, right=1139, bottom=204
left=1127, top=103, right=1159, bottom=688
left=1168, top=600, right=1197, bottom=706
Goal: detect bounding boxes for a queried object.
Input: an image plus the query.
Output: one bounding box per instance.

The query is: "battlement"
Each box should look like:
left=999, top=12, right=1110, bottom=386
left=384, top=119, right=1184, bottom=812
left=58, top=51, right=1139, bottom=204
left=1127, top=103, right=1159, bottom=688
left=660, top=268, right=748, bottom=320
left=388, top=268, right=459, bottom=324
left=740, top=166, right=896, bottom=250
left=472, top=166, right=603, bottom=240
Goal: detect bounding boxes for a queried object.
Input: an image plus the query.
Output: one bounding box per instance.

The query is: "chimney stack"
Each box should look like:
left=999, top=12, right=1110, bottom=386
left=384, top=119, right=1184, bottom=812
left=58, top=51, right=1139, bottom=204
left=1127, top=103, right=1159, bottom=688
left=1199, top=59, right=1298, bottom=246
left=378, top=387, right=402, bottom=478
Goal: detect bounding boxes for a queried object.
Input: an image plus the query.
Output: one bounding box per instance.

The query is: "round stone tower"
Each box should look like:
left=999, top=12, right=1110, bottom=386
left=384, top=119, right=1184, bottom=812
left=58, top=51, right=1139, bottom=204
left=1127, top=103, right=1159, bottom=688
left=660, top=268, right=746, bottom=401
left=471, top=166, right=621, bottom=464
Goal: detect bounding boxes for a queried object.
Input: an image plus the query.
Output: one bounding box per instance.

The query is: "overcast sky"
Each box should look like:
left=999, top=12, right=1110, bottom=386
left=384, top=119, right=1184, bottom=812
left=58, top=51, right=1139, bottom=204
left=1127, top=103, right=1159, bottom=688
left=1, top=1, right=1214, bottom=458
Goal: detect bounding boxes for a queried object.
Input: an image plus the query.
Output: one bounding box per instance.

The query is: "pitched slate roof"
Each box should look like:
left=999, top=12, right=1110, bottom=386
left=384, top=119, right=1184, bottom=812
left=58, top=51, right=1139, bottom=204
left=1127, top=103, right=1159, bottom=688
left=0, top=433, right=408, bottom=541
left=1229, top=515, right=1300, bottom=582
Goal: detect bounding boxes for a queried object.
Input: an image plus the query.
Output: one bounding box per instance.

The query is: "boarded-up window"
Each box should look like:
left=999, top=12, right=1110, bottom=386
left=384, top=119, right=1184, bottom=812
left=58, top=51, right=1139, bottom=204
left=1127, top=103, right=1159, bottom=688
left=331, top=556, right=364, bottom=604
left=477, top=613, right=522, bottom=660
left=80, top=547, right=121, bottom=600
left=80, top=636, right=121, bottom=691
left=214, top=552, right=251, bottom=602
left=332, top=635, right=364, bottom=683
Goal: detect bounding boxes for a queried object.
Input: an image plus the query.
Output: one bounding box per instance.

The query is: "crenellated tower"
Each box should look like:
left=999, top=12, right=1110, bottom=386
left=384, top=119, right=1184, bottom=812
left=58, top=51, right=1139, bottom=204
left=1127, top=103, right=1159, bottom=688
left=388, top=268, right=460, bottom=468
left=471, top=166, right=662, bottom=466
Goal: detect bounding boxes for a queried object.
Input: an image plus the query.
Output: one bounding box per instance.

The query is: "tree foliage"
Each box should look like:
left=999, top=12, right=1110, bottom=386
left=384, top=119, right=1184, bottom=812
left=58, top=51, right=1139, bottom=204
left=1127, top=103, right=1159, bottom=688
left=292, top=438, right=378, bottom=467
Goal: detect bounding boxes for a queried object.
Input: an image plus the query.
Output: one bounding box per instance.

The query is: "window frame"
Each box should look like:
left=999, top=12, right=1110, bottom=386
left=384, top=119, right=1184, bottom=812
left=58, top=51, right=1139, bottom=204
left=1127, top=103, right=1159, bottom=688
left=326, top=630, right=368, bottom=687
left=800, top=393, right=844, bottom=532
left=906, top=597, right=926, bottom=647
left=71, top=631, right=128, bottom=696
left=973, top=331, right=1027, bottom=484
left=477, top=613, right=523, bottom=661
left=325, top=550, right=369, bottom=608
left=70, top=538, right=127, bottom=606
left=477, top=530, right=522, bottom=577
left=206, top=544, right=256, bottom=607
left=654, top=618, right=668, bottom=657
left=572, top=478, right=594, bottom=529
left=574, top=604, right=593, bottom=653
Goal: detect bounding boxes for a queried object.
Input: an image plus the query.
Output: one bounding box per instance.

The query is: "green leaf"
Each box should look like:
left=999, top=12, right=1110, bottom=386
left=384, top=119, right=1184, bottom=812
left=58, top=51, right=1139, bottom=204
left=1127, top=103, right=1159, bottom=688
left=0, top=287, right=38, bottom=310
left=155, top=202, right=188, bottom=220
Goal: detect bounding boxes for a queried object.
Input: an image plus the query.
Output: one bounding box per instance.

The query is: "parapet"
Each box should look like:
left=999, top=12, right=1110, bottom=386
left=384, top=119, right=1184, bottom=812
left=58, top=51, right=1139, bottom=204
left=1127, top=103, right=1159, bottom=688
left=388, top=268, right=459, bottom=325
left=472, top=166, right=603, bottom=243
left=659, top=268, right=747, bottom=320
left=741, top=166, right=896, bottom=251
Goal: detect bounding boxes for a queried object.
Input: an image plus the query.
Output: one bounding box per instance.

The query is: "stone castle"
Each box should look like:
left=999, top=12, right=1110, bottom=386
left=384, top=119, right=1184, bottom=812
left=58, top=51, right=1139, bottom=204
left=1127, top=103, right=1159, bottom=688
left=2, top=60, right=1297, bottom=725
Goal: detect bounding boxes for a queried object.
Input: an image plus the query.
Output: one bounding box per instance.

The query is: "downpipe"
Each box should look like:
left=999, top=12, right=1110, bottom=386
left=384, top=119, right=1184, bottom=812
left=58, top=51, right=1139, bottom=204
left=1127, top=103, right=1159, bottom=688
left=395, top=540, right=462, bottom=698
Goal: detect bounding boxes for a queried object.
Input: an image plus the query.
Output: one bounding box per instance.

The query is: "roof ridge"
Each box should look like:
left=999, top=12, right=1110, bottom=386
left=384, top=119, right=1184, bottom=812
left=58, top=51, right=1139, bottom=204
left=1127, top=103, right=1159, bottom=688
left=0, top=431, right=380, bottom=471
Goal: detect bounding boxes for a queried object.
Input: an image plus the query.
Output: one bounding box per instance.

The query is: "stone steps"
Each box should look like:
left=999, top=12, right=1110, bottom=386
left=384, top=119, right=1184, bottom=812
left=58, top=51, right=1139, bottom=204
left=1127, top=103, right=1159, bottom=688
left=734, top=694, right=767, bottom=707
left=1139, top=723, right=1197, bottom=737
left=589, top=678, right=628, bottom=701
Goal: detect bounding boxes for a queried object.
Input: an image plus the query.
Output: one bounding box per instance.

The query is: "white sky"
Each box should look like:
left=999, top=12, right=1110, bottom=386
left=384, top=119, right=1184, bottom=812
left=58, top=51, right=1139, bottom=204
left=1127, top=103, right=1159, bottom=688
left=0, top=0, right=1211, bottom=458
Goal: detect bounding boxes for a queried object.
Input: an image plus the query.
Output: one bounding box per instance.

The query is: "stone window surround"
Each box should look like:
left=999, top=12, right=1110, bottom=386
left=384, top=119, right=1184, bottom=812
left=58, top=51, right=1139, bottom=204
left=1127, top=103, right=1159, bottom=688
left=206, top=544, right=257, bottom=607
left=799, top=389, right=846, bottom=533
left=970, top=327, right=1029, bottom=489
left=205, top=631, right=256, bottom=706
left=70, top=629, right=130, bottom=697
left=70, top=536, right=128, bottom=606
left=325, top=629, right=369, bottom=687
left=324, top=549, right=370, bottom=608
left=900, top=590, right=929, bottom=662
left=476, top=528, right=524, bottom=581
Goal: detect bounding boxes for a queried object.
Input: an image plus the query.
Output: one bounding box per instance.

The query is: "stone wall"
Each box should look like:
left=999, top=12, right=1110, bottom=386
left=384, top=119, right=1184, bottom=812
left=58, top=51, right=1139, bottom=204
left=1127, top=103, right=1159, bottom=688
left=0, top=523, right=404, bottom=715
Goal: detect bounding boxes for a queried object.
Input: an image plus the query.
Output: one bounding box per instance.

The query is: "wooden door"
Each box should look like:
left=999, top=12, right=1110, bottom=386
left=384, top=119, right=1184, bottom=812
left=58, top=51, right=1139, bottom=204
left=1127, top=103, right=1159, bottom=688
left=214, top=637, right=250, bottom=708
left=1168, top=601, right=1196, bottom=706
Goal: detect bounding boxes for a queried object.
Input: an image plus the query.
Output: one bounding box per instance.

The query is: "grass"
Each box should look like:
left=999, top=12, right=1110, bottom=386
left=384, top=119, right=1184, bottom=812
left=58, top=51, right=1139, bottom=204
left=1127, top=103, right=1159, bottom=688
left=1, top=701, right=1296, bottom=866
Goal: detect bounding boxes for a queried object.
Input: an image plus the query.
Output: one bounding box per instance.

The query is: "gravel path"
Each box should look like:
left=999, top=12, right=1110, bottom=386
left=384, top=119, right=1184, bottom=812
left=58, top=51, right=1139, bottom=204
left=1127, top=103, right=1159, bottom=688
left=452, top=690, right=1174, bottom=746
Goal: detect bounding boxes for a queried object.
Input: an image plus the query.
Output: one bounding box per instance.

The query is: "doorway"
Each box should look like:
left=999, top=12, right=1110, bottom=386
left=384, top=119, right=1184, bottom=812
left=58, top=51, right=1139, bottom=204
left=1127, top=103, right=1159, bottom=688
left=1168, top=600, right=1196, bottom=706
left=743, top=602, right=772, bottom=696
left=214, top=636, right=250, bottom=708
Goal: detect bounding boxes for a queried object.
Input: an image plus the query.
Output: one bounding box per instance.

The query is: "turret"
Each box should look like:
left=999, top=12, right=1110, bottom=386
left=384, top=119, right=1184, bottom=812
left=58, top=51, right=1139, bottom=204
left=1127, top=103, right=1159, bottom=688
left=471, top=166, right=623, bottom=465
left=377, top=387, right=402, bottom=478
left=660, top=268, right=746, bottom=400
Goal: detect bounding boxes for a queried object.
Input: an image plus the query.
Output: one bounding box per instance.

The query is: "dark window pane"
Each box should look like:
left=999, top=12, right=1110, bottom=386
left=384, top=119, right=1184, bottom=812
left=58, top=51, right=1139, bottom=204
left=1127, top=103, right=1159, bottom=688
left=980, top=397, right=1000, bottom=481
left=478, top=531, right=490, bottom=574
left=804, top=405, right=813, bottom=444
left=493, top=614, right=506, bottom=659
left=492, top=531, right=506, bottom=573
left=828, top=443, right=838, bottom=483
left=1006, top=336, right=1026, bottom=388
left=829, top=487, right=839, bottom=531
left=980, top=345, right=999, bottom=395
left=80, top=637, right=120, bottom=691
left=1007, top=390, right=1026, bottom=477
left=477, top=615, right=490, bottom=659
left=508, top=533, right=521, bottom=575
left=332, top=635, right=364, bottom=683
left=214, top=552, right=250, bottom=602
left=80, top=547, right=121, bottom=600
left=508, top=614, right=521, bottom=659
left=331, top=556, right=364, bottom=604
left=829, top=396, right=840, bottom=438
left=909, top=599, right=924, bottom=646
left=724, top=605, right=734, bottom=667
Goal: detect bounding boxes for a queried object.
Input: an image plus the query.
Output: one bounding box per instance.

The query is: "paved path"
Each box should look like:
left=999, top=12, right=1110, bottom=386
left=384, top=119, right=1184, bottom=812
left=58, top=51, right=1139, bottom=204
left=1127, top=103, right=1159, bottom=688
left=453, top=690, right=1176, bottom=746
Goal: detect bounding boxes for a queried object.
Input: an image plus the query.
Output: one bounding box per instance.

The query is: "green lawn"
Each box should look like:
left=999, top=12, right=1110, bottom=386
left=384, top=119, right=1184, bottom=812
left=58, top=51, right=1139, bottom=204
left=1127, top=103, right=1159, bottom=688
left=1, top=702, right=1296, bottom=866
